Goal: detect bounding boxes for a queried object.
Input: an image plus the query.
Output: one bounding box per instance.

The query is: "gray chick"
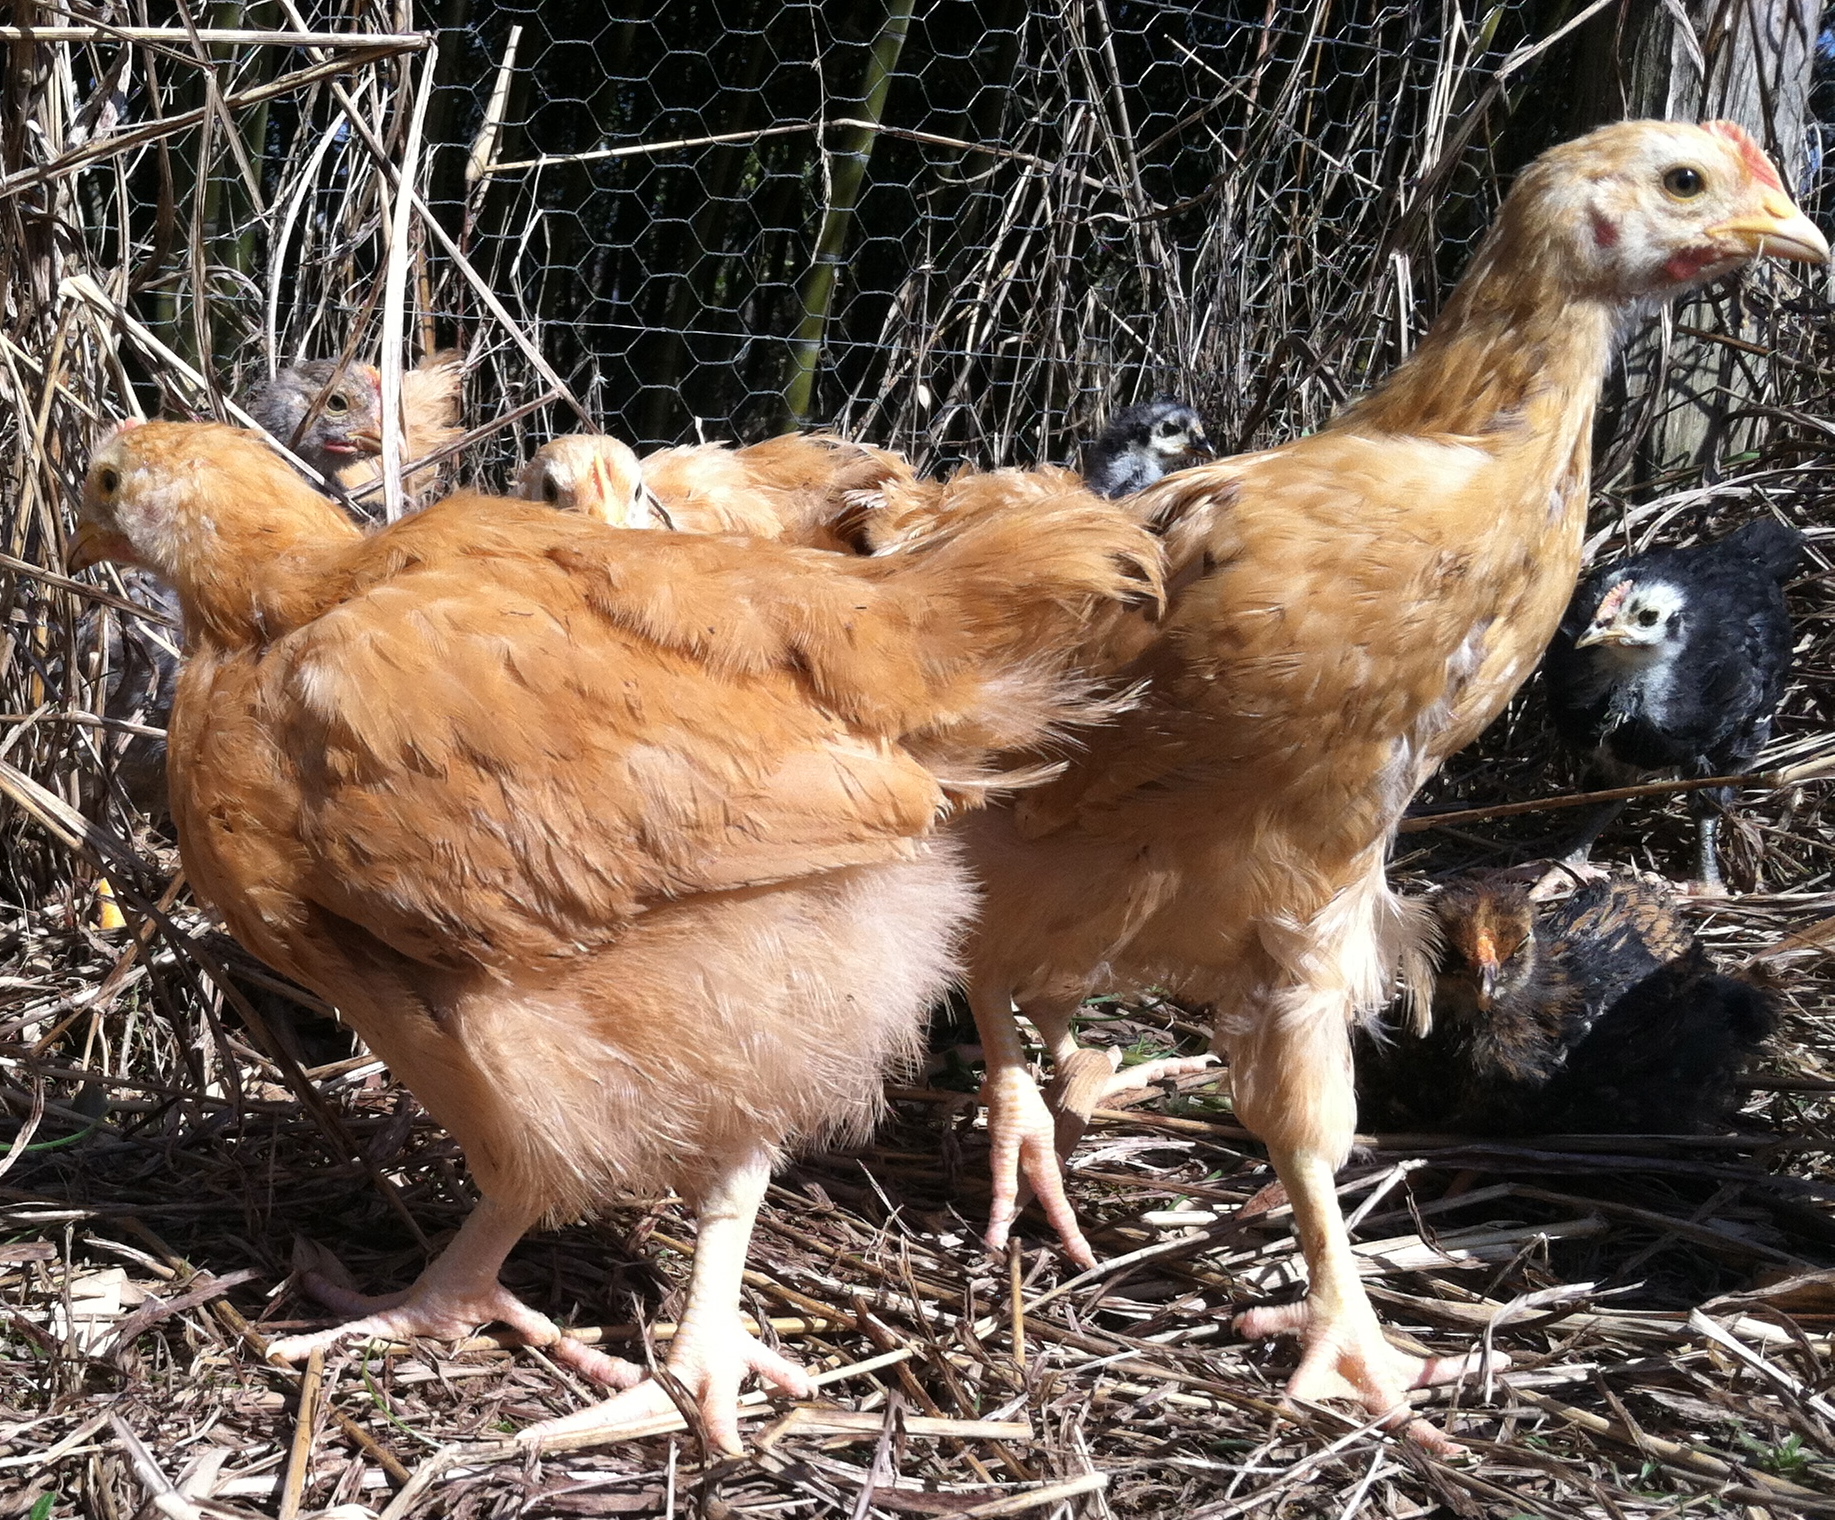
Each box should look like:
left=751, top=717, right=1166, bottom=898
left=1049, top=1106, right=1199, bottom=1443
left=244, top=360, right=384, bottom=482
left=1083, top=396, right=1213, bottom=499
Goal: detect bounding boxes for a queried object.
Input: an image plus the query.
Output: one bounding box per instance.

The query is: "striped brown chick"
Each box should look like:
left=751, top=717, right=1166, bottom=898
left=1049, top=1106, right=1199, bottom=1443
left=1358, top=871, right=1773, bottom=1135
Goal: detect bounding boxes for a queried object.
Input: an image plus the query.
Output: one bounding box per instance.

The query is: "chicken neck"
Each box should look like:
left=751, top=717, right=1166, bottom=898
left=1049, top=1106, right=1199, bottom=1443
left=1343, top=236, right=1620, bottom=444
left=166, top=489, right=362, bottom=651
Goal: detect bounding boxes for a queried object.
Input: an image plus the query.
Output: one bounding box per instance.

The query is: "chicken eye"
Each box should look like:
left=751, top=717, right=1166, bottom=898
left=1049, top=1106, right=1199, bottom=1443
left=324, top=393, right=350, bottom=414
left=1663, top=165, right=1706, bottom=199
left=97, top=467, right=120, bottom=494
left=1637, top=607, right=1660, bottom=626
left=541, top=476, right=561, bottom=505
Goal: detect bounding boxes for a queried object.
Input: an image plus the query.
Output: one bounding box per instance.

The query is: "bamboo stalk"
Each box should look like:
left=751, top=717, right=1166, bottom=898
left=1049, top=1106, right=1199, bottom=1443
left=781, top=0, right=917, bottom=426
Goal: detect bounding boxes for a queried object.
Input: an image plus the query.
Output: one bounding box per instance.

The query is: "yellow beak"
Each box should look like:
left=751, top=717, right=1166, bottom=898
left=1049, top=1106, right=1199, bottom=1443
left=66, top=519, right=134, bottom=572
left=1710, top=192, right=1830, bottom=264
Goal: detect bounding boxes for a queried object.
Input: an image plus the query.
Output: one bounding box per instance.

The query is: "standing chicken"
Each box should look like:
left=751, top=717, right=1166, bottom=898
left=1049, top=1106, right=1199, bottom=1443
left=517, top=432, right=913, bottom=548
left=66, top=421, right=1156, bottom=1451
left=958, top=120, right=1825, bottom=1435
left=1082, top=397, right=1213, bottom=499
left=1356, top=871, right=1775, bottom=1134
left=1544, top=517, right=1805, bottom=890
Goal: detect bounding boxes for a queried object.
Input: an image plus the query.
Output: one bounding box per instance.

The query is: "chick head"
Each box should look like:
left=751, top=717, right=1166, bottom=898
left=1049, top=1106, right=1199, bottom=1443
left=1432, top=874, right=1539, bottom=1015
left=1105, top=397, right=1213, bottom=471
left=245, top=360, right=384, bottom=476
left=1574, top=576, right=1686, bottom=652
left=518, top=435, right=662, bottom=528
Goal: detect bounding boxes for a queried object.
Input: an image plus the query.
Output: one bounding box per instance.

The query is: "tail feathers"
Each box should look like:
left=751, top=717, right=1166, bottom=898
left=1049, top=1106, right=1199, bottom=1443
left=1729, top=516, right=1807, bottom=582
left=856, top=477, right=1164, bottom=777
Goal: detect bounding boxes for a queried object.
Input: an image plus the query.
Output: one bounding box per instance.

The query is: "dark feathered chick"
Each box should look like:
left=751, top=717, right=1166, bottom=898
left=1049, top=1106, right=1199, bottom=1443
left=1544, top=517, right=1805, bottom=890
left=243, top=360, right=383, bottom=481
left=1082, top=396, right=1212, bottom=499
left=1357, top=871, right=1775, bottom=1134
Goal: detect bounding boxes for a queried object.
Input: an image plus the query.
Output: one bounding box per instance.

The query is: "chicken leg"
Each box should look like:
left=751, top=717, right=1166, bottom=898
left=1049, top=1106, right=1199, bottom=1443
left=972, top=987, right=1099, bottom=1268
left=267, top=1195, right=643, bottom=1389
left=974, top=987, right=1217, bottom=1269
left=520, top=1144, right=815, bottom=1455
left=1030, top=999, right=1218, bottom=1165
left=1226, top=994, right=1490, bottom=1446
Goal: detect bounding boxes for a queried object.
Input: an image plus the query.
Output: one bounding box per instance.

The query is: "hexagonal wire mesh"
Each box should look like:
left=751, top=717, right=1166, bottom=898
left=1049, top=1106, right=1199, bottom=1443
left=0, top=0, right=1829, bottom=896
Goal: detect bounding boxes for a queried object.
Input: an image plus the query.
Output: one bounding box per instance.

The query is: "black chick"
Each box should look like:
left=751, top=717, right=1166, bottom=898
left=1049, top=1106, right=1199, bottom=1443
left=1082, top=396, right=1212, bottom=499
left=243, top=360, right=383, bottom=483
left=96, top=572, right=182, bottom=822
left=1357, top=871, right=1775, bottom=1135
left=1543, top=517, right=1805, bottom=891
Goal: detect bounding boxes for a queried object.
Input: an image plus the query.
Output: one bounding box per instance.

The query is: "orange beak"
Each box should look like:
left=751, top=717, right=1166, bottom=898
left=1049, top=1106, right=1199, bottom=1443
left=1709, top=191, right=1830, bottom=264
left=347, top=429, right=385, bottom=457
left=1473, top=931, right=1501, bottom=1008
left=66, top=519, right=134, bottom=572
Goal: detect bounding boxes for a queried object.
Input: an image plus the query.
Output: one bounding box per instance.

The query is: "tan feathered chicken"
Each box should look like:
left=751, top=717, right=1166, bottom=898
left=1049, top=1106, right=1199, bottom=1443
left=66, top=422, right=1158, bottom=1450
left=958, top=120, right=1826, bottom=1436
left=518, top=432, right=913, bottom=549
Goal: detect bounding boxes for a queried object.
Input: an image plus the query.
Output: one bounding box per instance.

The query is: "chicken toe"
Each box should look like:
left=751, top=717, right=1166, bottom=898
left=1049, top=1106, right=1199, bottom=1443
left=267, top=1199, right=643, bottom=1391
left=980, top=1060, right=1097, bottom=1269
left=1235, top=1295, right=1493, bottom=1450
left=521, top=1314, right=815, bottom=1455
left=1046, top=1046, right=1220, bottom=1156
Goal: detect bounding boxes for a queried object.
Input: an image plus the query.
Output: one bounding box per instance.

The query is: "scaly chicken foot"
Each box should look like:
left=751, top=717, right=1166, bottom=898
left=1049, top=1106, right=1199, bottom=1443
left=1045, top=1045, right=1220, bottom=1159
left=268, top=1197, right=643, bottom=1391
left=1236, top=1145, right=1497, bottom=1452
left=979, top=1054, right=1099, bottom=1270
left=522, top=1146, right=815, bottom=1456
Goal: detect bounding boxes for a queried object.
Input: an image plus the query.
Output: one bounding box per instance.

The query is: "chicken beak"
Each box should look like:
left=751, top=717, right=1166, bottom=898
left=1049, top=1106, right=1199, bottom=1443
left=1186, top=431, right=1216, bottom=461
left=1709, top=192, right=1830, bottom=265
left=1474, top=931, right=1500, bottom=1008
left=347, top=429, right=385, bottom=457
left=66, top=519, right=134, bottom=572
left=1572, top=624, right=1622, bottom=649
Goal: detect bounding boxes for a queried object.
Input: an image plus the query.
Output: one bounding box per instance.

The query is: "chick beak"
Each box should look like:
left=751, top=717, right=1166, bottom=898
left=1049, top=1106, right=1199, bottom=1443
left=66, top=519, right=134, bottom=572
left=1185, top=430, right=1216, bottom=461
left=1572, top=624, right=1617, bottom=649
left=347, top=429, right=385, bottom=457
left=1474, top=931, right=1501, bottom=1009
left=1709, top=191, right=1830, bottom=265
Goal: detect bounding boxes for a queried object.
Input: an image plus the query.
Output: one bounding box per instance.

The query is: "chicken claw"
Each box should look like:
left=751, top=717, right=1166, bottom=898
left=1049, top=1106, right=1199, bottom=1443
left=1235, top=1296, right=1499, bottom=1453
left=521, top=1313, right=815, bottom=1455
left=1047, top=1046, right=1220, bottom=1154
left=980, top=1062, right=1097, bottom=1269
left=267, top=1201, right=643, bottom=1390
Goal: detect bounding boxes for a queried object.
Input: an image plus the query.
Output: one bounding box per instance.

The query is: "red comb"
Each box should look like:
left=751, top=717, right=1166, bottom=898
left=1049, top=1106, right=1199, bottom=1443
left=1594, top=578, right=1632, bottom=621
left=1705, top=119, right=1783, bottom=190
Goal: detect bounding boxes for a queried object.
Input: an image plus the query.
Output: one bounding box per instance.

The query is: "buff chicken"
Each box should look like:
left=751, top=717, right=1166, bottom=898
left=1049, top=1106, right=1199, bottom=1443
left=65, top=420, right=1156, bottom=1451
left=1356, top=871, right=1776, bottom=1134
left=954, top=120, right=1825, bottom=1439
left=517, top=431, right=913, bottom=549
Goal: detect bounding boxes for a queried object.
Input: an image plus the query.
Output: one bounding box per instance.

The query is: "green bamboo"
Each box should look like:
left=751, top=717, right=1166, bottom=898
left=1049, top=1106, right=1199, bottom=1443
left=780, top=0, right=915, bottom=427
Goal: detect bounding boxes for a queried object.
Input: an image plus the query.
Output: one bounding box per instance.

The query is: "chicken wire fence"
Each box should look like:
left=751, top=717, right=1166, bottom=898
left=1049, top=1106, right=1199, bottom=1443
left=0, top=0, right=1831, bottom=899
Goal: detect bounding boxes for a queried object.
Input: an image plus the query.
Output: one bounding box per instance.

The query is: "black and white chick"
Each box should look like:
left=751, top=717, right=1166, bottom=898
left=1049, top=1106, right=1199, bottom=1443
left=1082, top=396, right=1213, bottom=499
left=1543, top=517, right=1805, bottom=891
left=1356, top=870, right=1777, bottom=1136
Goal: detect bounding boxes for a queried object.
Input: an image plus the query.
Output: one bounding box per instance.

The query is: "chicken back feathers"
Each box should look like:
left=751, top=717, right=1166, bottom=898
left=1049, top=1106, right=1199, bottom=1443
left=70, top=421, right=1157, bottom=1216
